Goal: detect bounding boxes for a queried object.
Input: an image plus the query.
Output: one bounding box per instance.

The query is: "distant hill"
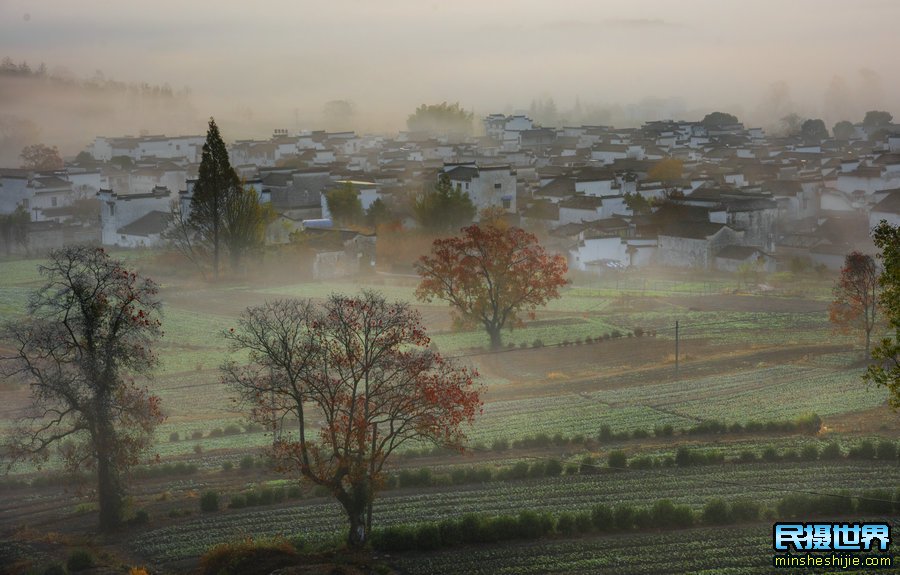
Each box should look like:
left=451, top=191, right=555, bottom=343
left=0, top=57, right=199, bottom=165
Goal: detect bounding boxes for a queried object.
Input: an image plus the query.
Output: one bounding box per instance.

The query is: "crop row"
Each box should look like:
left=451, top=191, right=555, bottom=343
left=131, top=460, right=898, bottom=562
left=390, top=523, right=896, bottom=575
left=592, top=365, right=883, bottom=422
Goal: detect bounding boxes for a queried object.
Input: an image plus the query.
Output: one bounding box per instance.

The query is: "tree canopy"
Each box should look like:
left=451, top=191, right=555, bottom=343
left=183, top=118, right=270, bottom=278
left=20, top=143, right=63, bottom=170
left=700, top=112, right=739, bottom=128
left=416, top=223, right=568, bottom=349
left=413, top=173, right=476, bottom=233
left=224, top=292, right=482, bottom=547
left=325, top=182, right=365, bottom=227
left=800, top=118, right=829, bottom=142
left=829, top=251, right=879, bottom=359
left=1, top=247, right=164, bottom=530
left=863, top=110, right=893, bottom=128
left=188, top=118, right=242, bottom=279
left=865, top=222, right=900, bottom=409
left=407, top=102, right=473, bottom=136
left=223, top=185, right=275, bottom=270
left=833, top=120, right=855, bottom=140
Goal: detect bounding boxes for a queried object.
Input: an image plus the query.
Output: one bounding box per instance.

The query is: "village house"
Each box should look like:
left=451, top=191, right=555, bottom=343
left=443, top=163, right=517, bottom=214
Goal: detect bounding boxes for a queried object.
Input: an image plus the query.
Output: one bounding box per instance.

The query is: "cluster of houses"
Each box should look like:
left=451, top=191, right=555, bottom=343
left=1, top=113, right=899, bottom=276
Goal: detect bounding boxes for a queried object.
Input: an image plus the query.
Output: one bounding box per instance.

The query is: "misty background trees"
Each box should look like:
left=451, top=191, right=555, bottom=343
left=407, top=102, right=473, bottom=137
left=19, top=143, right=63, bottom=170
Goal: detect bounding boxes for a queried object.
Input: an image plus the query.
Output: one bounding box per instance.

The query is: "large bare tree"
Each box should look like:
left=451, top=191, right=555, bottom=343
left=224, top=291, right=482, bottom=548
left=1, top=247, right=164, bottom=530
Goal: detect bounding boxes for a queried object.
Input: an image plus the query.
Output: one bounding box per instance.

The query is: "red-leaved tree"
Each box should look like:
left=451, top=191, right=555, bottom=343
left=1, top=246, right=164, bottom=531
left=223, top=292, right=482, bottom=548
left=829, top=251, right=879, bottom=359
left=415, top=223, right=568, bottom=349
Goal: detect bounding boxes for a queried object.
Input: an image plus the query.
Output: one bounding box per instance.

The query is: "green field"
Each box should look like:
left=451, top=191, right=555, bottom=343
left=1, top=253, right=896, bottom=575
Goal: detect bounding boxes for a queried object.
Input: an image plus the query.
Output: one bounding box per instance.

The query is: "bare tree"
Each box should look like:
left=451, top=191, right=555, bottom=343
left=1, top=247, right=164, bottom=530
left=224, top=292, right=482, bottom=548
left=163, top=198, right=210, bottom=281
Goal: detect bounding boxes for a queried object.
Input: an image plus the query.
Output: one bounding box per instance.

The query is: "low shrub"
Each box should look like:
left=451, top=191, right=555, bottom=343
left=820, top=441, right=842, bottom=460
left=42, top=563, right=67, bottom=575
left=200, top=490, right=219, bottom=512
left=653, top=424, right=674, bottom=437
left=848, top=440, right=876, bottom=460
left=556, top=512, right=577, bottom=536
left=67, top=549, right=95, bottom=572
left=131, top=509, right=150, bottom=526
left=198, top=538, right=299, bottom=575
left=800, top=444, right=819, bottom=461
left=875, top=440, right=896, bottom=461
left=729, top=498, right=760, bottom=522
left=607, top=450, right=627, bottom=470
left=591, top=504, right=614, bottom=531
left=702, top=498, right=731, bottom=525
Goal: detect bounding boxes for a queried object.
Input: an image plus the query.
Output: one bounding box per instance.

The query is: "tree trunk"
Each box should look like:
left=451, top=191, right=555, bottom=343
left=865, top=328, right=872, bottom=360
left=96, top=445, right=123, bottom=531
left=337, top=485, right=371, bottom=549
left=487, top=325, right=502, bottom=350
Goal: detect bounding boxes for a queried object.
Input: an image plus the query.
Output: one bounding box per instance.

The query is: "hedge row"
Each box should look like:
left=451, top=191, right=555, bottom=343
left=371, top=489, right=900, bottom=553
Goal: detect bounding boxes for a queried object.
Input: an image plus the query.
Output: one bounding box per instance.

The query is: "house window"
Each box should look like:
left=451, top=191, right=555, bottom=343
left=51, top=197, right=58, bottom=207
left=502, top=198, right=511, bottom=209
left=494, top=183, right=501, bottom=189
left=465, top=182, right=469, bottom=190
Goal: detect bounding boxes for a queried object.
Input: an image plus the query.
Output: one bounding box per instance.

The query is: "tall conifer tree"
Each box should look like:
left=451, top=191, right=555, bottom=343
left=189, top=118, right=241, bottom=279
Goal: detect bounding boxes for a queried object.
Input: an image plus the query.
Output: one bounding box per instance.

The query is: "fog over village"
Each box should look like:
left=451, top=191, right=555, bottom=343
left=0, top=1, right=899, bottom=574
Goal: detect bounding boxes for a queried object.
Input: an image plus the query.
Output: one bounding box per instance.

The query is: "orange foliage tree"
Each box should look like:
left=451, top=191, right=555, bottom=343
left=223, top=292, right=482, bottom=548
left=829, top=251, right=880, bottom=358
left=415, top=224, right=568, bottom=350
left=1, top=247, right=164, bottom=530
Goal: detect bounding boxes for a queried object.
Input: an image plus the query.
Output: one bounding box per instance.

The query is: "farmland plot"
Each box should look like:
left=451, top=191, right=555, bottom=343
left=131, top=460, right=897, bottom=563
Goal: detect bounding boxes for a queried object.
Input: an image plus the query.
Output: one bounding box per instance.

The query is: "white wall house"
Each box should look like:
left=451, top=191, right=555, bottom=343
left=98, top=186, right=172, bottom=247
left=444, top=164, right=517, bottom=214
left=88, top=135, right=203, bottom=163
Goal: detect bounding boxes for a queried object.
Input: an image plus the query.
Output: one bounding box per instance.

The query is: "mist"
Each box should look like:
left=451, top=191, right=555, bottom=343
left=1, top=0, right=899, bottom=156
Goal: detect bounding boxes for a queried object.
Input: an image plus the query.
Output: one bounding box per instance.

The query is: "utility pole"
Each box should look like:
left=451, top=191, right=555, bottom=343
left=675, top=320, right=680, bottom=378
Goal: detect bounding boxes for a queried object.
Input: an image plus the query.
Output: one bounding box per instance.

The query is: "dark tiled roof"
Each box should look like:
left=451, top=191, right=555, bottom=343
left=873, top=190, right=900, bottom=214
left=715, top=245, right=767, bottom=260
left=660, top=221, right=729, bottom=240
left=560, top=195, right=604, bottom=210
left=117, top=210, right=170, bottom=237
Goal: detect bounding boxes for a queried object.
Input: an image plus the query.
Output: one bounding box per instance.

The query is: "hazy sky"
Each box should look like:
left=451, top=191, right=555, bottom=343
left=1, top=0, right=898, bottom=136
